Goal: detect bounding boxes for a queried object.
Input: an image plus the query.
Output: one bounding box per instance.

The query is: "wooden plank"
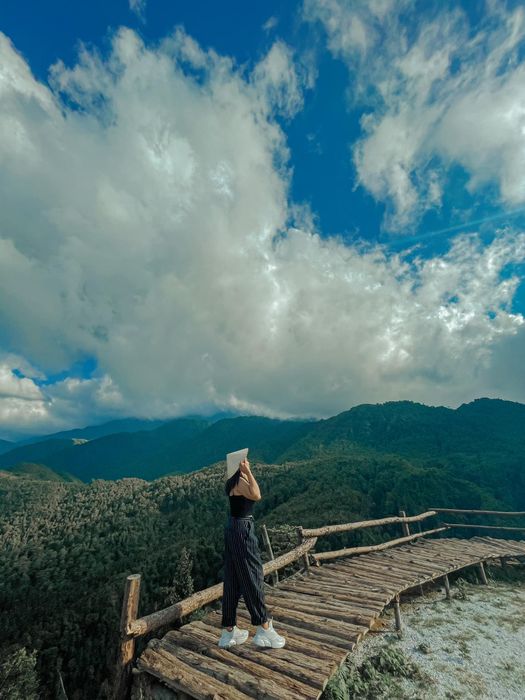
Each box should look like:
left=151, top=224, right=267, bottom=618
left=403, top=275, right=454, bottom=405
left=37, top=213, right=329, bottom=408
left=264, top=604, right=369, bottom=641
left=261, top=594, right=375, bottom=627
left=272, top=588, right=388, bottom=611
left=309, top=564, right=401, bottom=588
left=366, top=553, right=451, bottom=577
left=269, top=586, right=357, bottom=607
left=160, top=634, right=323, bottom=700
left=168, top=620, right=336, bottom=685
left=136, top=645, right=253, bottom=700
left=301, top=567, right=393, bottom=591
left=166, top=623, right=328, bottom=700
left=379, top=558, right=461, bottom=580
left=475, top=537, right=525, bottom=556
left=343, top=566, right=425, bottom=589
left=279, top=578, right=395, bottom=601
left=326, top=563, right=412, bottom=588
left=274, top=587, right=388, bottom=615
left=359, top=548, right=452, bottom=568
left=268, top=588, right=384, bottom=616
left=378, top=546, right=464, bottom=565
left=202, top=613, right=344, bottom=663
left=133, top=531, right=525, bottom=700
left=281, top=572, right=390, bottom=601
left=233, top=610, right=358, bottom=651
left=334, top=561, right=417, bottom=584
left=415, top=540, right=488, bottom=559
left=341, top=557, right=444, bottom=581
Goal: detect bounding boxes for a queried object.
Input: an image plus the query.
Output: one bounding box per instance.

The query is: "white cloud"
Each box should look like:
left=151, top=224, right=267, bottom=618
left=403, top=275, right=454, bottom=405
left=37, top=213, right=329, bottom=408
left=305, top=0, right=525, bottom=231
left=263, top=16, right=279, bottom=33
left=251, top=40, right=305, bottom=118
left=0, top=357, right=49, bottom=436
left=0, top=25, right=524, bottom=438
left=129, top=0, right=146, bottom=21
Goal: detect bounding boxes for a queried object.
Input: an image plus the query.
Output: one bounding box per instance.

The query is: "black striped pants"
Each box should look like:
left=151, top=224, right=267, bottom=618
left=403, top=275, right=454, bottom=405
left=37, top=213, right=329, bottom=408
left=221, top=515, right=270, bottom=627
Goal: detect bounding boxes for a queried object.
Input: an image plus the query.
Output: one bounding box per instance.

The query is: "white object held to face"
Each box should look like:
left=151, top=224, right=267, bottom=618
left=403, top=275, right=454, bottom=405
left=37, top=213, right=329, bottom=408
left=226, top=448, right=249, bottom=479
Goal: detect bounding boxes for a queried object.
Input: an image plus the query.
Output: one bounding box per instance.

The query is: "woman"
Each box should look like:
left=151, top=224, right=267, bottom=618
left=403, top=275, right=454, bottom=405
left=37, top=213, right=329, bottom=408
left=218, top=450, right=286, bottom=649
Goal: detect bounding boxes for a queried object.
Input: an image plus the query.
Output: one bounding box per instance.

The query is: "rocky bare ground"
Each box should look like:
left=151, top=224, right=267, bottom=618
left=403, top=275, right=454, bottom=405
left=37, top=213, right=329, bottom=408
left=322, top=563, right=525, bottom=700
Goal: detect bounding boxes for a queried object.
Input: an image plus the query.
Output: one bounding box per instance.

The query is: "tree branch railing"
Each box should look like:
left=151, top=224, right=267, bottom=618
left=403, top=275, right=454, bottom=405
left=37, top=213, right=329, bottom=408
left=429, top=507, right=525, bottom=534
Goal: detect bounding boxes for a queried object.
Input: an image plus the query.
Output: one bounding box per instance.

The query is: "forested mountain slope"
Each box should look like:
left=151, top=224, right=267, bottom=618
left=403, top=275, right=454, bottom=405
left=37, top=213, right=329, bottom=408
left=0, top=398, right=523, bottom=483
left=4, top=462, right=79, bottom=482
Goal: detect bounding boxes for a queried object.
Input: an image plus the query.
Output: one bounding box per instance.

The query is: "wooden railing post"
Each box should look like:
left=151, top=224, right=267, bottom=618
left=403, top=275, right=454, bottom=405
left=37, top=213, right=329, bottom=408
left=393, top=594, right=402, bottom=635
left=296, top=526, right=310, bottom=571
left=443, top=574, right=451, bottom=600
left=114, top=574, right=141, bottom=700
left=399, top=510, right=411, bottom=537
left=478, top=561, right=489, bottom=585
left=261, top=524, right=279, bottom=585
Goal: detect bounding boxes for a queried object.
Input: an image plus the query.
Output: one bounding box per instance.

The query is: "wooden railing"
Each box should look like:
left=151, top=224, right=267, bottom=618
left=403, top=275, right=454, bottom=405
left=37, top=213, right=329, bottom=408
left=430, top=507, right=525, bottom=533
left=301, top=510, right=449, bottom=562
left=113, top=507, right=525, bottom=699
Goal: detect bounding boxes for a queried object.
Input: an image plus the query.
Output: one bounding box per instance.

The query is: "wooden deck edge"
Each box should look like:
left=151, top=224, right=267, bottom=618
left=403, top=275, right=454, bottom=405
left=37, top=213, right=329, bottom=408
left=132, top=542, right=525, bottom=700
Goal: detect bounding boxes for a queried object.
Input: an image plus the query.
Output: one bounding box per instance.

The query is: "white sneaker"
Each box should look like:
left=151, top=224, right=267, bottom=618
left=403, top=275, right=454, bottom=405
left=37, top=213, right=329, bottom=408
left=252, top=619, right=286, bottom=648
left=218, top=625, right=249, bottom=648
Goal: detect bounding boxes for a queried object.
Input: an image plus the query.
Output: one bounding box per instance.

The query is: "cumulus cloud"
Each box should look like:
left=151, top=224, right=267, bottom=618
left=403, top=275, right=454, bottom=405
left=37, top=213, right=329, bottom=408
left=0, top=356, right=48, bottom=436
left=305, top=0, right=525, bottom=231
left=0, top=25, right=524, bottom=438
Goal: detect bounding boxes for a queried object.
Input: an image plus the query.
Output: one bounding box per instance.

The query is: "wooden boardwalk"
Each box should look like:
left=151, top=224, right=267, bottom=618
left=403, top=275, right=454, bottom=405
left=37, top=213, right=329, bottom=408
left=134, top=535, right=525, bottom=699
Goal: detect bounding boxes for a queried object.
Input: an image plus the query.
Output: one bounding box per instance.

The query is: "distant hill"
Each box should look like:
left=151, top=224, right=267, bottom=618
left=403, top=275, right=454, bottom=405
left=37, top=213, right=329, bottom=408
left=16, top=417, right=169, bottom=445
left=0, top=438, right=14, bottom=456
left=16, top=412, right=236, bottom=446
left=36, top=415, right=310, bottom=481
left=42, top=417, right=211, bottom=481
left=0, top=439, right=78, bottom=470
left=280, top=398, right=525, bottom=461
left=4, top=462, right=79, bottom=482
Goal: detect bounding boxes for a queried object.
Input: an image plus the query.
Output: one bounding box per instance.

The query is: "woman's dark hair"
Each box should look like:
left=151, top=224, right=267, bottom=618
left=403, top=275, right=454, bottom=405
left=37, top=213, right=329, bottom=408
left=224, top=468, right=241, bottom=496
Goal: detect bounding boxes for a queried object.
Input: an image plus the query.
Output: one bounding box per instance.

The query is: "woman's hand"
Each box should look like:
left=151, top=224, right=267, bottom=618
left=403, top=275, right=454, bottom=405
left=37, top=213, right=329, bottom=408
left=239, top=458, right=250, bottom=476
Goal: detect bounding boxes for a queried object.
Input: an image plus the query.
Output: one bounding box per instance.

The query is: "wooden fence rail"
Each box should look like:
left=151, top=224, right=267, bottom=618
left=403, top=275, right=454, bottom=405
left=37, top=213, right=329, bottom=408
left=301, top=510, right=437, bottom=538
left=442, top=523, right=525, bottom=532
left=432, top=508, right=525, bottom=534
left=430, top=508, right=525, bottom=516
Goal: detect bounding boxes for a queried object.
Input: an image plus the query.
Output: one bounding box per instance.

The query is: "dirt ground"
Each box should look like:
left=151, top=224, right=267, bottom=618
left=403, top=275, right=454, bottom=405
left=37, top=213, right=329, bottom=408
left=348, top=566, right=525, bottom=699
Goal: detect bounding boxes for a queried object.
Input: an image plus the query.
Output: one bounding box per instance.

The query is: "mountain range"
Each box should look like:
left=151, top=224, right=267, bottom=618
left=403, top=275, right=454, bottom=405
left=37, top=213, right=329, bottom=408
left=0, top=397, right=523, bottom=483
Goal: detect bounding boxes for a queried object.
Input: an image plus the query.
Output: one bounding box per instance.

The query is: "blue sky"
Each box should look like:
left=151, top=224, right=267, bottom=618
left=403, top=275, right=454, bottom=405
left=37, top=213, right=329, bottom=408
left=1, top=0, right=525, bottom=438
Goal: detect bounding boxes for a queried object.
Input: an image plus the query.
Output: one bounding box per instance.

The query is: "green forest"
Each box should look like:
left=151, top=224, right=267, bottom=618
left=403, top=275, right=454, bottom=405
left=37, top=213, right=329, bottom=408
left=1, top=398, right=524, bottom=698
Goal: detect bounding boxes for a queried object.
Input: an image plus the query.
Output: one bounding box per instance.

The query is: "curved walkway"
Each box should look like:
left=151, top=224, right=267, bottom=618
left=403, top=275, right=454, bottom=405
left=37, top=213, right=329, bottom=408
left=135, top=536, right=525, bottom=699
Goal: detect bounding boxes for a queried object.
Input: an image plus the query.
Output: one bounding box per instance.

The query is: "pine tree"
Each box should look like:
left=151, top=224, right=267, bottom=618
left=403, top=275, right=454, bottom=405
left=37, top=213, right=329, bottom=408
left=0, top=644, right=40, bottom=699
left=161, top=546, right=194, bottom=607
